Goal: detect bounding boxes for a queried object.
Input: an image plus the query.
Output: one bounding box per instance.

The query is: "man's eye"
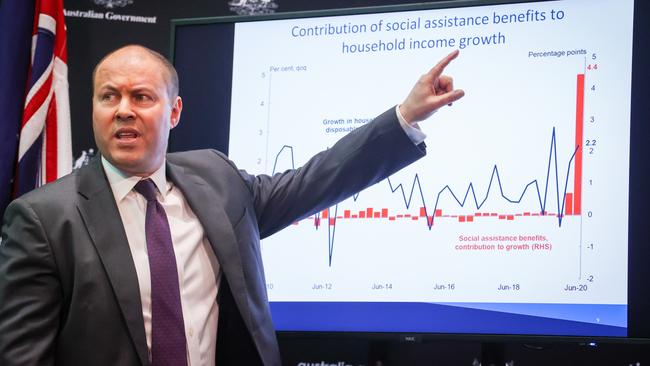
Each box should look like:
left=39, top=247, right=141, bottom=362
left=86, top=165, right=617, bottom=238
left=134, top=94, right=153, bottom=103
left=101, top=94, right=115, bottom=102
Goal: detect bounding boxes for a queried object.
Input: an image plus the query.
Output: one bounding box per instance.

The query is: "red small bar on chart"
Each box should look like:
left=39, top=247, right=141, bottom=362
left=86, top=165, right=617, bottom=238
left=565, top=193, right=573, bottom=216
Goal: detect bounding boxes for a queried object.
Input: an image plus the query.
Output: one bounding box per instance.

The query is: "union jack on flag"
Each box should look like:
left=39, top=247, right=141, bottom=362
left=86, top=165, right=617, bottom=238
left=13, top=0, right=72, bottom=198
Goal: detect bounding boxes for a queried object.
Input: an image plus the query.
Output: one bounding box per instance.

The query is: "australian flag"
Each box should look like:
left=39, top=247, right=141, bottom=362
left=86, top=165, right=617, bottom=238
left=0, top=0, right=72, bottom=217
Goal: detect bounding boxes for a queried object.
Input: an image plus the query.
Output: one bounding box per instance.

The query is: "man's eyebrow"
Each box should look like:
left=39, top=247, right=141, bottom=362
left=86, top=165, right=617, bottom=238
left=97, top=84, right=118, bottom=92
left=96, top=85, right=157, bottom=94
left=130, top=86, right=156, bottom=93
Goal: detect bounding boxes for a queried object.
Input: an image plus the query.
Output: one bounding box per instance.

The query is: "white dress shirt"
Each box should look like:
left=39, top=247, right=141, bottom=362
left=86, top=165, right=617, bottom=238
left=396, top=104, right=427, bottom=145
left=102, top=157, right=221, bottom=366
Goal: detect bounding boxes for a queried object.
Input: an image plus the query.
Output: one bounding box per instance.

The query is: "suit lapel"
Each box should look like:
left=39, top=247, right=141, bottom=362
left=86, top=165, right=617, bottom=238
left=76, top=158, right=149, bottom=366
left=166, top=160, right=255, bottom=328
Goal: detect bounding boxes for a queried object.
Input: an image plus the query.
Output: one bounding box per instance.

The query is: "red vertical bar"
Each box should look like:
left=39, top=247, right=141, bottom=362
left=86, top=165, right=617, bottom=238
left=359, top=211, right=366, bottom=218
left=420, top=207, right=426, bottom=217
left=366, top=208, right=374, bottom=217
left=574, top=74, right=584, bottom=215
left=382, top=208, right=388, bottom=218
left=565, top=193, right=573, bottom=216
left=435, top=209, right=442, bottom=217
left=459, top=216, right=466, bottom=222
left=329, top=218, right=335, bottom=226
left=467, top=216, right=474, bottom=222
left=373, top=212, right=380, bottom=218
left=344, top=210, right=350, bottom=218
left=321, top=209, right=328, bottom=219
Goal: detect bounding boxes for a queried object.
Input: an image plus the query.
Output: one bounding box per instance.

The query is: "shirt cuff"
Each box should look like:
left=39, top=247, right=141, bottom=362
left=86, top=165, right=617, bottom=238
left=395, top=105, right=427, bottom=145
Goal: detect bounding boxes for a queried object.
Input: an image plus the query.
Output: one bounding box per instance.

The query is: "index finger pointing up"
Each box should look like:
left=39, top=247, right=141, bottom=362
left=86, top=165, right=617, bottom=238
left=427, top=49, right=460, bottom=80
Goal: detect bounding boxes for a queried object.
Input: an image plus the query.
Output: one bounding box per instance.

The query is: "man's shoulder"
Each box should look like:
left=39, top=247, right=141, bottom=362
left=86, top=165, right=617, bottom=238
left=10, top=156, right=107, bottom=212
left=167, top=149, right=236, bottom=173
left=166, top=149, right=250, bottom=189
left=19, top=169, right=80, bottom=203
left=3, top=168, right=84, bottom=226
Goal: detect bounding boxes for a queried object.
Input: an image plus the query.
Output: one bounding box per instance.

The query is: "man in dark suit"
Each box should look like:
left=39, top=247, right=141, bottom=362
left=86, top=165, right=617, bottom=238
left=0, top=45, right=464, bottom=365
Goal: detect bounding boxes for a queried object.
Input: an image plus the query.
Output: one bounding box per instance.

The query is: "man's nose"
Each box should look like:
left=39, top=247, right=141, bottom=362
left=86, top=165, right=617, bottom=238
left=115, top=97, right=135, bottom=121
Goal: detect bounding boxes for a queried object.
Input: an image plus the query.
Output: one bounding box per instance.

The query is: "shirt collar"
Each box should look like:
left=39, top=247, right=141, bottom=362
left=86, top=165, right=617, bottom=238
left=101, top=156, right=170, bottom=203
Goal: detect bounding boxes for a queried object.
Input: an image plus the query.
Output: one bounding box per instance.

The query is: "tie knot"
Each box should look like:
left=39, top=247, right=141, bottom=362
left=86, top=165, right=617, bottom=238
left=134, top=179, right=158, bottom=202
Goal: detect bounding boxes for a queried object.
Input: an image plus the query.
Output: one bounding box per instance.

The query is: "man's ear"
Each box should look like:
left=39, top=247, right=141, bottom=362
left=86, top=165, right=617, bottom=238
left=170, top=96, right=183, bottom=129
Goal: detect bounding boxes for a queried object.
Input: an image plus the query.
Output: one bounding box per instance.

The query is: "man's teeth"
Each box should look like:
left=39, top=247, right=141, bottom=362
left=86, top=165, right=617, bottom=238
left=118, top=132, right=137, bottom=138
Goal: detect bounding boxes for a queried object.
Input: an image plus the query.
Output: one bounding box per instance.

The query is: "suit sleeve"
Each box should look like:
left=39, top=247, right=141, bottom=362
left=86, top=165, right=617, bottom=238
left=242, top=107, right=427, bottom=238
left=0, top=199, right=61, bottom=366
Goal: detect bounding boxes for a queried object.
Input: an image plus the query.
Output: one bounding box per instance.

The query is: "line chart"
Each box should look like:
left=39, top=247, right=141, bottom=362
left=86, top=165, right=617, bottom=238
left=275, top=127, right=579, bottom=266
left=269, top=74, right=586, bottom=266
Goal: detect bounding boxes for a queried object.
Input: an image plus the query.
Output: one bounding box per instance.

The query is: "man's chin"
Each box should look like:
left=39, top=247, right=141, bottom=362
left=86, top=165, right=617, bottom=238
left=106, top=156, right=153, bottom=177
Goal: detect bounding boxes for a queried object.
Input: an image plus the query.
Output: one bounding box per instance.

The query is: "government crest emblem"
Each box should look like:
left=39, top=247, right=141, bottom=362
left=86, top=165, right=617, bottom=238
left=229, top=0, right=278, bottom=15
left=93, top=0, right=134, bottom=9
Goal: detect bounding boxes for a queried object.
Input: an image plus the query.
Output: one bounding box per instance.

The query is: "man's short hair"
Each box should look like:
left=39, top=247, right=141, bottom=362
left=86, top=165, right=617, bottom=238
left=92, top=44, right=179, bottom=101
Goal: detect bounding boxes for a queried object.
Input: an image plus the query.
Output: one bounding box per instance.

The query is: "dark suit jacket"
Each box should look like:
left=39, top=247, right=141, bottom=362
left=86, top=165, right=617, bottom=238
left=0, top=108, right=425, bottom=366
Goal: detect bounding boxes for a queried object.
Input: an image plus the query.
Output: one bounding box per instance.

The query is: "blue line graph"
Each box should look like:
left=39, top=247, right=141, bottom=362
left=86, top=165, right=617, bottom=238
left=271, top=128, right=580, bottom=266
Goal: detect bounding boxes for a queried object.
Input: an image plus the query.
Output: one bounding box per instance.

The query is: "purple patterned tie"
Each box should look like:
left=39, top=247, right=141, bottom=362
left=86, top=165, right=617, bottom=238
left=134, top=179, right=187, bottom=366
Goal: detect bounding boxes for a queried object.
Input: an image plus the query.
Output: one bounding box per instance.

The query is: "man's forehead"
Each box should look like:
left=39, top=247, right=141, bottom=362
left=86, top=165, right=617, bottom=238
left=98, top=49, right=157, bottom=74
left=94, top=50, right=168, bottom=87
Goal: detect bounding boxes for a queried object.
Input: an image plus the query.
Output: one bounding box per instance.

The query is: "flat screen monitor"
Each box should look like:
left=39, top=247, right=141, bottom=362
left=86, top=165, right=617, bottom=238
left=170, top=0, right=650, bottom=342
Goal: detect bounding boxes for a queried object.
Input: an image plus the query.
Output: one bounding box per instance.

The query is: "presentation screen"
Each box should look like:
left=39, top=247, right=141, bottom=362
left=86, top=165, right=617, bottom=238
left=171, top=0, right=650, bottom=340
